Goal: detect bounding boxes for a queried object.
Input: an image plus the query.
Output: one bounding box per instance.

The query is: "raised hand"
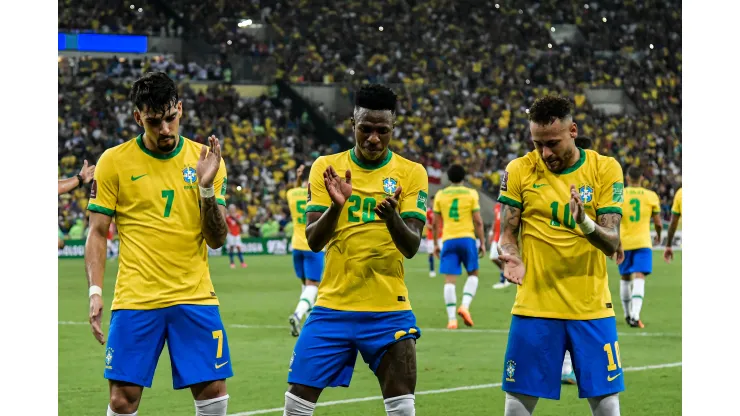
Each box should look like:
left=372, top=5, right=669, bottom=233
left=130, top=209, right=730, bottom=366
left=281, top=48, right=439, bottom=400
left=296, top=164, right=306, bottom=182
left=197, top=135, right=222, bottom=188
left=569, top=185, right=586, bottom=224
left=78, top=160, right=96, bottom=184
left=499, top=254, right=526, bottom=285
left=374, top=186, right=402, bottom=221
left=324, top=166, right=353, bottom=206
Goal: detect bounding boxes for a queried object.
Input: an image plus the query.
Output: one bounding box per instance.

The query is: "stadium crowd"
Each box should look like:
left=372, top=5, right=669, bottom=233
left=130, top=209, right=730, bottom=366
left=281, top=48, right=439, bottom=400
left=58, top=0, right=681, bottom=239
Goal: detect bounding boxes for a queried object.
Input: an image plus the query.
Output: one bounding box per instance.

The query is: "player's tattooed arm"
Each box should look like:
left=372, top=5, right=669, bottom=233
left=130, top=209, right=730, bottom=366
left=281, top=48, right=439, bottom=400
left=498, top=204, right=522, bottom=258
left=587, top=213, right=622, bottom=256
left=201, top=201, right=228, bottom=249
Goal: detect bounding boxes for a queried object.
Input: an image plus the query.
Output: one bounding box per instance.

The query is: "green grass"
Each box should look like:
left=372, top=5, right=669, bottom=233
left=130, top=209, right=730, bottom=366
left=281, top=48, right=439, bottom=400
left=58, top=251, right=681, bottom=415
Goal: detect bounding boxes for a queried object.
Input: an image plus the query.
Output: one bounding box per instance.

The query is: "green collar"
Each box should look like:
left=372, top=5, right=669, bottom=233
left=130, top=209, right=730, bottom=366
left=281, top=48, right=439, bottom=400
left=559, top=147, right=586, bottom=175
left=350, top=147, right=393, bottom=170
left=136, top=134, right=184, bottom=160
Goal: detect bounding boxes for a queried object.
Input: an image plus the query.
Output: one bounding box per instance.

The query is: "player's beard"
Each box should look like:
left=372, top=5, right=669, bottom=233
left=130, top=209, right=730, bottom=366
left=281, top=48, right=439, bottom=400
left=545, top=148, right=575, bottom=173
left=157, top=135, right=177, bottom=152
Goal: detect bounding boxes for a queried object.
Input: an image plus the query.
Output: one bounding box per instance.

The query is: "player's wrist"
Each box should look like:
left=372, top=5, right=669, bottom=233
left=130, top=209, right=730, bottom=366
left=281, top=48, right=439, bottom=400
left=199, top=185, right=215, bottom=198
left=577, top=215, right=596, bottom=235
left=89, top=285, right=102, bottom=298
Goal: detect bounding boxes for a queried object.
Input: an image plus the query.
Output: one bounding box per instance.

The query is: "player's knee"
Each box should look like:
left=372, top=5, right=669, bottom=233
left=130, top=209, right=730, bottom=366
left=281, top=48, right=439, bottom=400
left=109, top=389, right=140, bottom=414
left=284, top=391, right=316, bottom=415
left=191, top=380, right=227, bottom=401
left=444, top=275, right=456, bottom=284
left=633, top=273, right=645, bottom=279
left=587, top=393, right=620, bottom=416
left=383, top=394, right=415, bottom=416
left=287, top=383, right=322, bottom=404
left=620, top=275, right=631, bottom=281
left=195, top=394, right=229, bottom=416
left=504, top=392, right=538, bottom=416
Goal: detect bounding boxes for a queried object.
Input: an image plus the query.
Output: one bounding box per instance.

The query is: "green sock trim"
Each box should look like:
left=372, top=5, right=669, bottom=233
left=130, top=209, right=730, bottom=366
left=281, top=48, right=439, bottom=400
left=299, top=298, right=312, bottom=308
left=463, top=292, right=475, bottom=298
left=632, top=295, right=644, bottom=299
left=445, top=303, right=456, bottom=307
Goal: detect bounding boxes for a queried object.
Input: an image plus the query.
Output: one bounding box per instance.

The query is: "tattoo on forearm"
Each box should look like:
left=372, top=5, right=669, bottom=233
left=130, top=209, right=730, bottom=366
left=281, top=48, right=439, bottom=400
left=586, top=213, right=621, bottom=254
left=499, top=204, right=522, bottom=257
left=201, top=197, right=227, bottom=247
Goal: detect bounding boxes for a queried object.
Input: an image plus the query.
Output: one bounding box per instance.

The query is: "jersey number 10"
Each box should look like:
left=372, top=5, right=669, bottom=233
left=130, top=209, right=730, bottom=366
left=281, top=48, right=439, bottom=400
left=549, top=201, right=576, bottom=229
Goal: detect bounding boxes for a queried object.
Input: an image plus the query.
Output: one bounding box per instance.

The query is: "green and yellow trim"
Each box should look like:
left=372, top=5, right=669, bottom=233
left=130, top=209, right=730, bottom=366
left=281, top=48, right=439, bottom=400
left=498, top=195, right=523, bottom=210
left=596, top=207, right=622, bottom=216
left=136, top=134, right=185, bottom=160
left=216, top=198, right=226, bottom=207
left=306, top=205, right=329, bottom=213
left=401, top=212, right=426, bottom=223
left=350, top=147, right=393, bottom=170
left=671, top=210, right=681, bottom=216
left=559, top=148, right=586, bottom=175
left=88, top=204, right=115, bottom=217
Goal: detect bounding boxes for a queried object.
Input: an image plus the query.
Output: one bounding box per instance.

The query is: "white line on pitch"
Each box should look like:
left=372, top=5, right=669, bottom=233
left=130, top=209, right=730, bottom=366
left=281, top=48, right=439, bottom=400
left=57, top=321, right=680, bottom=337
left=227, top=362, right=682, bottom=416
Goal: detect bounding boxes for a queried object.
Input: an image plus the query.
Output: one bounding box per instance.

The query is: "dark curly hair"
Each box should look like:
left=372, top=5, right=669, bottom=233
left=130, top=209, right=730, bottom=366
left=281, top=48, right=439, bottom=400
left=528, top=96, right=573, bottom=125
left=355, top=84, right=397, bottom=113
left=627, top=166, right=643, bottom=181
left=129, top=72, right=178, bottom=115
left=447, top=164, right=466, bottom=183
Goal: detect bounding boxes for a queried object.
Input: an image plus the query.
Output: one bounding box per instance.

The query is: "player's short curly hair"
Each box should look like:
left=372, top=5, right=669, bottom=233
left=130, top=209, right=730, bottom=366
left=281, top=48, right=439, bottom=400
left=528, top=96, right=573, bottom=125
left=355, top=84, right=397, bottom=113
left=627, top=166, right=643, bottom=181
left=130, top=72, right=178, bottom=115
left=575, top=136, right=593, bottom=149
left=447, top=164, right=466, bottom=184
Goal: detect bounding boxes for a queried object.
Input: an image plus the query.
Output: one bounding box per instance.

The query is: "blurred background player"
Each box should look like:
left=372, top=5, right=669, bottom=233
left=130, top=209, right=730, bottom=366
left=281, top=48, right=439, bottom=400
left=618, top=166, right=662, bottom=329
left=286, top=164, right=325, bottom=337
left=433, top=164, right=486, bottom=329
left=664, top=187, right=682, bottom=263
left=84, top=72, right=233, bottom=416
left=58, top=159, right=95, bottom=195
left=489, top=201, right=508, bottom=289
left=226, top=204, right=247, bottom=269
left=284, top=85, right=427, bottom=416
left=106, top=220, right=118, bottom=260
left=425, top=196, right=440, bottom=277
left=498, top=97, right=624, bottom=415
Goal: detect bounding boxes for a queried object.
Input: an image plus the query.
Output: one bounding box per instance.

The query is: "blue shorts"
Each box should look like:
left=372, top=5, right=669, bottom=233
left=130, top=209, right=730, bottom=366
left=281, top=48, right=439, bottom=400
left=293, top=249, right=325, bottom=282
left=287, top=306, right=421, bottom=389
left=104, top=305, right=233, bottom=389
left=502, top=315, right=624, bottom=400
left=439, top=237, right=479, bottom=275
left=618, top=248, right=653, bottom=276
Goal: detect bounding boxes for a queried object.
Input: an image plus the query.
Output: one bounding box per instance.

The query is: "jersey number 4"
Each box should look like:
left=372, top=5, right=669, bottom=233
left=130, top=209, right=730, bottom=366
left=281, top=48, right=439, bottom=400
left=449, top=199, right=460, bottom=222
left=161, top=190, right=175, bottom=217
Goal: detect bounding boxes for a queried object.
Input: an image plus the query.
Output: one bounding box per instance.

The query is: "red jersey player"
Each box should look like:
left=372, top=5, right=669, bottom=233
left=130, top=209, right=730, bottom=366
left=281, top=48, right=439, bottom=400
left=226, top=204, right=247, bottom=268
left=489, top=202, right=509, bottom=289
left=425, top=197, right=441, bottom=277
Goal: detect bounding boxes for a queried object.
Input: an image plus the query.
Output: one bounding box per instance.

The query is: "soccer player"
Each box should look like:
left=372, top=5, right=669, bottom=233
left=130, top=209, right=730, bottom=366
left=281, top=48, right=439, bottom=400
left=618, top=166, right=662, bottom=328
left=490, top=202, right=509, bottom=289
left=286, top=164, right=325, bottom=337
left=664, top=187, right=682, bottom=263
left=283, top=84, right=428, bottom=416
left=58, top=159, right=95, bottom=194
left=498, top=96, right=624, bottom=415
left=85, top=72, right=233, bottom=416
left=106, top=220, right=118, bottom=260
left=425, top=197, right=440, bottom=277
left=226, top=204, right=248, bottom=269
left=433, top=164, right=486, bottom=329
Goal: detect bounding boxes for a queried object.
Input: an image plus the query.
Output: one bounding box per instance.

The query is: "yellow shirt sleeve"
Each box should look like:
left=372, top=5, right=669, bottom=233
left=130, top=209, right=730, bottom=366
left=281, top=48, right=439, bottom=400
left=306, top=157, right=331, bottom=212
left=399, top=163, right=429, bottom=223
left=472, top=190, right=481, bottom=212
left=497, top=160, right=523, bottom=209
left=651, top=191, right=661, bottom=215
left=595, top=157, right=624, bottom=217
left=671, top=188, right=682, bottom=215
left=433, top=192, right=442, bottom=214
left=87, top=150, right=118, bottom=216
left=214, top=158, right=227, bottom=207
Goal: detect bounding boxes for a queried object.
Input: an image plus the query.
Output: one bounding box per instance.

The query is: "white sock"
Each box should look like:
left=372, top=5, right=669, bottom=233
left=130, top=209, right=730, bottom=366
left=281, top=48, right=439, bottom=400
left=283, top=391, right=316, bottom=416
left=461, top=276, right=479, bottom=308
left=195, top=394, right=229, bottom=416
left=562, top=350, right=573, bottom=375
left=107, top=405, right=137, bottom=416
left=631, top=278, right=645, bottom=320
left=587, top=393, right=621, bottom=416
left=295, top=285, right=318, bottom=320
left=620, top=280, right=632, bottom=318
left=444, top=283, right=457, bottom=320
left=504, top=392, right=538, bottom=416
left=384, top=394, right=415, bottom=415
left=301, top=284, right=305, bottom=293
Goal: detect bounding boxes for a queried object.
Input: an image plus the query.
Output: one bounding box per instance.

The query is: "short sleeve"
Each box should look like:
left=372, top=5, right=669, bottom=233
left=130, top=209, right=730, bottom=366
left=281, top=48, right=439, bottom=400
left=87, top=150, right=118, bottom=217
left=671, top=188, right=682, bottom=215
left=305, top=157, right=331, bottom=213
left=472, top=190, right=481, bottom=212
left=213, top=158, right=227, bottom=207
left=595, top=157, right=624, bottom=217
left=497, top=160, right=523, bottom=210
left=433, top=193, right=442, bottom=214
left=399, top=163, right=429, bottom=224
left=651, top=191, right=661, bottom=215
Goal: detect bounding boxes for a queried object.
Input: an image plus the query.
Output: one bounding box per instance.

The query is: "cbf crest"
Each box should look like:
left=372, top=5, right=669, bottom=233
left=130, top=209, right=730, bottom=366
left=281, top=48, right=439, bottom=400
left=505, top=359, right=516, bottom=382
left=182, top=166, right=197, bottom=184
left=579, top=184, right=594, bottom=203
left=105, top=347, right=114, bottom=369
left=383, top=177, right=399, bottom=195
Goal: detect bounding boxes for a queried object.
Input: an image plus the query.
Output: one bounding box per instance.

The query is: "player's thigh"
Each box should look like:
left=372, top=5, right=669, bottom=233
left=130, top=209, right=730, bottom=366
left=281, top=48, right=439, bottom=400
left=288, top=306, right=359, bottom=390
left=461, top=237, right=480, bottom=274
left=502, top=315, right=567, bottom=400
left=165, top=305, right=233, bottom=390
left=355, top=310, right=420, bottom=379
left=105, top=309, right=167, bottom=389
left=293, top=250, right=306, bottom=279
left=226, top=234, right=239, bottom=249
left=566, top=317, right=625, bottom=398
left=375, top=338, right=417, bottom=398
left=439, top=239, right=463, bottom=275
left=303, top=250, right=325, bottom=282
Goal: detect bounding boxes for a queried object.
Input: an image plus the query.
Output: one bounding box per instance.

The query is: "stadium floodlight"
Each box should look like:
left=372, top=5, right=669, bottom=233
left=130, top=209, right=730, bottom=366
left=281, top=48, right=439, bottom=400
left=130, top=5, right=134, bottom=9
left=551, top=27, right=556, bottom=32
left=602, top=17, right=607, bottom=22
left=238, top=19, right=253, bottom=28
left=379, top=26, right=384, bottom=31
left=548, top=43, right=553, bottom=48
left=650, top=44, right=654, bottom=49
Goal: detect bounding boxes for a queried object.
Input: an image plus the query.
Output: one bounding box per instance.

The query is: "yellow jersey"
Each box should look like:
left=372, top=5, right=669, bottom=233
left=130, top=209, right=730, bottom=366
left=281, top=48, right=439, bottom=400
left=671, top=187, right=682, bottom=216
left=286, top=186, right=310, bottom=251
left=88, top=135, right=227, bottom=310
left=305, top=149, right=428, bottom=312
left=620, top=187, right=661, bottom=251
left=433, top=185, right=480, bottom=242
left=498, top=149, right=624, bottom=320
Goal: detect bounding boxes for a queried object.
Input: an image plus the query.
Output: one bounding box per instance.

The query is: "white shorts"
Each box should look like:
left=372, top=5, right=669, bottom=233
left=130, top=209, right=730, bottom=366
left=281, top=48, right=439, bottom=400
left=489, top=240, right=500, bottom=260
left=425, top=238, right=441, bottom=253
left=226, top=234, right=242, bottom=249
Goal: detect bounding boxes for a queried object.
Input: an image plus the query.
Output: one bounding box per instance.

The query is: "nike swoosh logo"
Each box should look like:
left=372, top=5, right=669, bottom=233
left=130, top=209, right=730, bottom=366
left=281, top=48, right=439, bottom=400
left=607, top=372, right=622, bottom=381
left=533, top=184, right=548, bottom=188
left=215, top=361, right=229, bottom=369
left=131, top=174, right=148, bottom=181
